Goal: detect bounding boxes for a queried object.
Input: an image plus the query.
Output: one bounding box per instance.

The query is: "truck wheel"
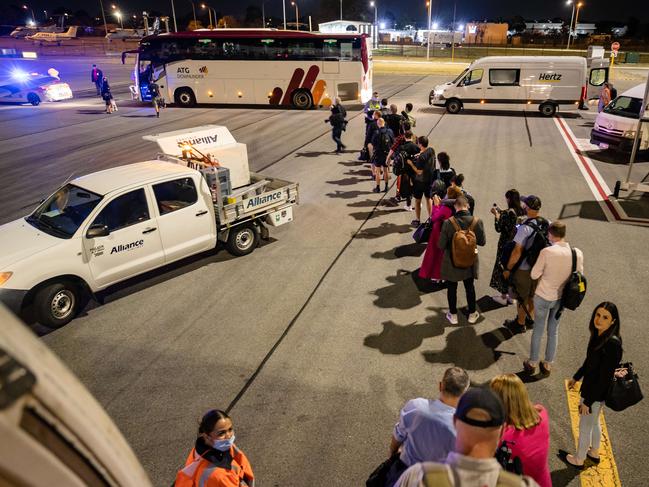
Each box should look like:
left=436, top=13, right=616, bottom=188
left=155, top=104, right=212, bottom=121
left=446, top=99, right=462, bottom=114
left=27, top=93, right=41, bottom=106
left=33, top=281, right=81, bottom=328
left=291, top=89, right=313, bottom=110
left=539, top=102, right=556, bottom=117
left=174, top=88, right=196, bottom=107
left=226, top=223, right=259, bottom=256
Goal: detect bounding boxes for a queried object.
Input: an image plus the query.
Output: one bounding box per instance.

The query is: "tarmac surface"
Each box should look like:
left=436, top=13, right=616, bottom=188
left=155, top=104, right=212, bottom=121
left=1, top=56, right=649, bottom=486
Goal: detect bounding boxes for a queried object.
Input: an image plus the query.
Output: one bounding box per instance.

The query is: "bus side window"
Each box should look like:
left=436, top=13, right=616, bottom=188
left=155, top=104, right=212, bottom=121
left=323, top=39, right=339, bottom=61
left=340, top=42, right=353, bottom=61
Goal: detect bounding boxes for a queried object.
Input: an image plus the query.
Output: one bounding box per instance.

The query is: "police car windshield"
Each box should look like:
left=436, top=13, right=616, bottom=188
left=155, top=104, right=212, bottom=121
left=603, top=96, right=643, bottom=119
left=27, top=184, right=103, bottom=239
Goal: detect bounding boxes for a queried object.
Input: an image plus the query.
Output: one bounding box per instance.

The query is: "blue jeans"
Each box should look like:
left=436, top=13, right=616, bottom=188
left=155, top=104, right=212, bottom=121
left=331, top=128, right=343, bottom=151
left=576, top=400, right=603, bottom=460
left=530, top=295, right=562, bottom=364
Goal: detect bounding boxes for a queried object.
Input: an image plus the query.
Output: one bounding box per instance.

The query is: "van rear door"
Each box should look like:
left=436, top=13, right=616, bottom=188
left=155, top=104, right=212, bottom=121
left=587, top=59, right=609, bottom=102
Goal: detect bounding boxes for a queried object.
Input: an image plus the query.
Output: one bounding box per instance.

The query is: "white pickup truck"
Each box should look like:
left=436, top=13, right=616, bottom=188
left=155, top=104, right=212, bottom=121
left=0, top=126, right=298, bottom=328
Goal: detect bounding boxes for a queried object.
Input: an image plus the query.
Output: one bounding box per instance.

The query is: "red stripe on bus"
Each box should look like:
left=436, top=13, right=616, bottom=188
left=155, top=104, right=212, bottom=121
left=269, top=87, right=283, bottom=105
left=301, top=65, right=320, bottom=91
left=281, top=68, right=305, bottom=105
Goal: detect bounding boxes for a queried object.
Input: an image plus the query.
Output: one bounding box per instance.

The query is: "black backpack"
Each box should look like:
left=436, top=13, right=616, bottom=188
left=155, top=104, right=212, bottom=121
left=499, top=218, right=549, bottom=271
left=610, top=86, right=618, bottom=100
left=560, top=247, right=587, bottom=311
left=392, top=151, right=406, bottom=175
left=378, top=129, right=392, bottom=153
left=495, top=440, right=523, bottom=475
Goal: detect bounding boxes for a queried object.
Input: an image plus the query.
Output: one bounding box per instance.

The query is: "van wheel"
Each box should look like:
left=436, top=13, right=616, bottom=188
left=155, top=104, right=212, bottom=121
left=291, top=89, right=313, bottom=110
left=174, top=88, right=196, bottom=107
left=33, top=281, right=81, bottom=328
left=446, top=99, right=462, bottom=114
left=539, top=102, right=556, bottom=117
left=226, top=223, right=259, bottom=256
left=27, top=93, right=41, bottom=106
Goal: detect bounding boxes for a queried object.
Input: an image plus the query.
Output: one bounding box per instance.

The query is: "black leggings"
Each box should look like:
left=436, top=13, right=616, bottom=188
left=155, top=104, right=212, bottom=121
left=447, top=278, right=476, bottom=314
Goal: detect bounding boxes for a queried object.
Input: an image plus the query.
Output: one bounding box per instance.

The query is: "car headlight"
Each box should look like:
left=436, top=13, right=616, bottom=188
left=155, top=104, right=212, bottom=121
left=434, top=89, right=444, bottom=96
left=623, top=130, right=636, bottom=139
left=0, top=272, right=13, bottom=286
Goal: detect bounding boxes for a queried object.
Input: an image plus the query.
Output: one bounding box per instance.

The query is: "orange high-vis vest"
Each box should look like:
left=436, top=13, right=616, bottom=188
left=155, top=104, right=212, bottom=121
left=175, top=445, right=254, bottom=487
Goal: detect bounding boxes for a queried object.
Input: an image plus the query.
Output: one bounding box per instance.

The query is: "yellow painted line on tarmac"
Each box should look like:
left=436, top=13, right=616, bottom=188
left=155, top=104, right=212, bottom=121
left=565, top=380, right=622, bottom=487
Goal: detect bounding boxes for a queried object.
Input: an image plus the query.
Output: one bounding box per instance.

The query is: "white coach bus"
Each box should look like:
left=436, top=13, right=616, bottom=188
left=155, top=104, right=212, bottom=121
left=124, top=29, right=373, bottom=109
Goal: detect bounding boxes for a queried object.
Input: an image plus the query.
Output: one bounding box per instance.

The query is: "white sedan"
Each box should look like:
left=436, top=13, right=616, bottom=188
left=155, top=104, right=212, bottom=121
left=0, top=70, right=73, bottom=106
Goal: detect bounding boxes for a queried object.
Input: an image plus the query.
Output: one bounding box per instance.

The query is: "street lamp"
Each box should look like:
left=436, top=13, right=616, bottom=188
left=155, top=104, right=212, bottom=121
left=200, top=3, right=216, bottom=29
left=282, top=0, right=286, bottom=30
left=170, top=0, right=178, bottom=32
left=114, top=10, right=123, bottom=29
left=565, top=0, right=575, bottom=49
left=426, top=0, right=432, bottom=60
left=22, top=4, right=35, bottom=24
left=370, top=1, right=378, bottom=49
left=340, top=0, right=342, bottom=20
left=97, top=0, right=108, bottom=38
left=573, top=2, right=584, bottom=47
left=291, top=1, right=299, bottom=30
left=189, top=0, right=197, bottom=27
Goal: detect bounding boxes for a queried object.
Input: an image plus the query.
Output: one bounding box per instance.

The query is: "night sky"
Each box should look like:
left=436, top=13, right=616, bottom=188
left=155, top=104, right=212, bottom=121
left=11, top=0, right=649, bottom=25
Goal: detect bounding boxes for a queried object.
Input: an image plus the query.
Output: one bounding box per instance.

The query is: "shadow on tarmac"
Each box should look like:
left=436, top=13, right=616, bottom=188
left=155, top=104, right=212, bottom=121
left=354, top=222, right=413, bottom=240
left=552, top=451, right=583, bottom=486
left=346, top=198, right=399, bottom=208
left=326, top=190, right=373, bottom=199
left=583, top=148, right=649, bottom=164
left=364, top=317, right=446, bottom=355
left=326, top=176, right=369, bottom=186
left=371, top=243, right=426, bottom=261
left=559, top=200, right=609, bottom=222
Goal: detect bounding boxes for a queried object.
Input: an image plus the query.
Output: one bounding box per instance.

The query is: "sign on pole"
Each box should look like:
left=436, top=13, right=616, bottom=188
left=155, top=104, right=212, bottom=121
left=611, top=41, right=620, bottom=53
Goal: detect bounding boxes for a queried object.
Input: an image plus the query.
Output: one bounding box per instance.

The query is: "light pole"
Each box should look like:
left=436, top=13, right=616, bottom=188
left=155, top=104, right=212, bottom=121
left=170, top=0, right=178, bottom=32
left=261, top=0, right=265, bottom=27
left=451, top=0, right=457, bottom=61
left=22, top=5, right=35, bottom=23
left=189, top=1, right=197, bottom=27
left=426, top=0, right=432, bottom=60
left=340, top=0, right=342, bottom=20
left=115, top=11, right=123, bottom=29
left=370, top=1, right=377, bottom=49
left=97, top=0, right=108, bottom=37
left=282, top=0, right=287, bottom=30
left=201, top=3, right=213, bottom=28
left=565, top=0, right=575, bottom=49
left=291, top=1, right=299, bottom=30
left=573, top=2, right=583, bottom=48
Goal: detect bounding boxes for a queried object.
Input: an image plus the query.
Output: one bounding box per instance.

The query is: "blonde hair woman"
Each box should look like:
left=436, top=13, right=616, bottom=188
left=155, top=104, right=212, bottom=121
left=490, top=374, right=551, bottom=487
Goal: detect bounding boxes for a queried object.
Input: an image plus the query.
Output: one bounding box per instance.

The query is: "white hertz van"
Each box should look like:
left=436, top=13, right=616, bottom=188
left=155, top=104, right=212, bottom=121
left=430, top=56, right=608, bottom=117
left=590, top=83, right=649, bottom=151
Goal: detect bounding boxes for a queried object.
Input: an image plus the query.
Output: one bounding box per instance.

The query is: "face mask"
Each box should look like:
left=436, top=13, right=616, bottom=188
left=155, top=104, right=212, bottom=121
left=212, top=435, right=235, bottom=452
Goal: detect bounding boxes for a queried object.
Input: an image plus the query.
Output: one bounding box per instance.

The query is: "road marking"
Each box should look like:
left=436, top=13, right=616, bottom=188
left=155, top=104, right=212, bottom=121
left=553, top=116, right=649, bottom=226
left=564, top=380, right=622, bottom=487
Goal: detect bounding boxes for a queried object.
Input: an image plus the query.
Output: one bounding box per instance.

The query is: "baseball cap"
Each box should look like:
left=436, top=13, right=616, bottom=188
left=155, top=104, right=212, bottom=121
left=523, top=194, right=542, bottom=211
left=454, top=387, right=505, bottom=428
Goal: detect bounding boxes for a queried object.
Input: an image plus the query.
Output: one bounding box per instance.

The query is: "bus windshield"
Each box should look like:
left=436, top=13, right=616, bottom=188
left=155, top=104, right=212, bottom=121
left=603, top=96, right=643, bottom=119
left=27, top=184, right=103, bottom=239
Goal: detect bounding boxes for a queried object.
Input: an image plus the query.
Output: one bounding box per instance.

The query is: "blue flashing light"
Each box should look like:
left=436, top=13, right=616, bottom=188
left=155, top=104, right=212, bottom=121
left=11, top=69, right=29, bottom=82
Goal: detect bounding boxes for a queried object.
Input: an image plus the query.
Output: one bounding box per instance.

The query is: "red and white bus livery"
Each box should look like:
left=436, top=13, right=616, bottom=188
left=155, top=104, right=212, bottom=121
left=126, top=29, right=372, bottom=109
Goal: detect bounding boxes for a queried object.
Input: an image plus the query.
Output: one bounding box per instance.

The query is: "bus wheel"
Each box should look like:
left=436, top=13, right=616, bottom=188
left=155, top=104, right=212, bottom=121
left=445, top=98, right=462, bottom=114
left=27, top=93, right=41, bottom=106
left=33, top=281, right=81, bottom=328
left=226, top=223, right=259, bottom=256
left=291, top=89, right=313, bottom=110
left=174, top=88, right=196, bottom=107
left=539, top=102, right=556, bottom=117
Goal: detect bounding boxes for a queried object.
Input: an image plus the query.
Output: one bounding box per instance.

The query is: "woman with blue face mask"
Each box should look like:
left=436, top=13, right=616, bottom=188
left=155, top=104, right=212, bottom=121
left=175, top=409, right=254, bottom=487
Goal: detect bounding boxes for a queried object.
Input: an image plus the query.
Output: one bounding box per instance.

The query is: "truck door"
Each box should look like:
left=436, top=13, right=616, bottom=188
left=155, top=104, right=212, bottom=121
left=151, top=176, right=215, bottom=263
left=456, top=68, right=485, bottom=105
left=83, top=188, right=165, bottom=288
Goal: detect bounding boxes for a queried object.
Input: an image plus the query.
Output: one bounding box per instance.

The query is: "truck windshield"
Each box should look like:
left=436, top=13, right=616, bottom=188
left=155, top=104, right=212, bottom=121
left=452, top=68, right=469, bottom=84
left=603, top=96, right=643, bottom=119
left=26, top=184, right=103, bottom=239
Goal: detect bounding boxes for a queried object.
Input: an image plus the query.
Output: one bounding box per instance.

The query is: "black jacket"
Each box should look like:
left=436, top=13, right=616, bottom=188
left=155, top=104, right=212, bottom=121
left=574, top=336, right=623, bottom=408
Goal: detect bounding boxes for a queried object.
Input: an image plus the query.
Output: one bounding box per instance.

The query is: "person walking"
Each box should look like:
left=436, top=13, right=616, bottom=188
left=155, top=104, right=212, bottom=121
left=385, top=367, right=470, bottom=486
left=369, top=118, right=394, bottom=193
left=175, top=409, right=255, bottom=486
left=563, top=302, right=623, bottom=469
left=524, top=221, right=584, bottom=375
left=419, top=186, right=462, bottom=282
left=406, top=136, right=435, bottom=226
left=598, top=82, right=612, bottom=113
left=489, top=189, right=526, bottom=306
left=325, top=103, right=346, bottom=153
left=438, top=196, right=486, bottom=325
left=503, top=195, right=549, bottom=333
left=360, top=91, right=381, bottom=160
left=91, top=64, right=103, bottom=95
left=490, top=374, right=551, bottom=487
left=395, top=387, right=539, bottom=487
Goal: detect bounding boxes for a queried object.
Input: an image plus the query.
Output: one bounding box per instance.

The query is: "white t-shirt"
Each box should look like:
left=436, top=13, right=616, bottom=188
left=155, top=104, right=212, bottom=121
left=531, top=241, right=584, bottom=301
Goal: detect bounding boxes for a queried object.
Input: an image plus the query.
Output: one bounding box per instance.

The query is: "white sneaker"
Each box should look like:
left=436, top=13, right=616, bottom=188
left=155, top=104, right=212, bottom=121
left=491, top=295, right=509, bottom=306
left=468, top=311, right=480, bottom=324
left=446, top=312, right=458, bottom=325
left=403, top=204, right=413, bottom=211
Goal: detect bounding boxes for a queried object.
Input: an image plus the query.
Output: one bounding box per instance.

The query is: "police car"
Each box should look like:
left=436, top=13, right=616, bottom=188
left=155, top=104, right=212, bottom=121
left=0, top=68, right=73, bottom=106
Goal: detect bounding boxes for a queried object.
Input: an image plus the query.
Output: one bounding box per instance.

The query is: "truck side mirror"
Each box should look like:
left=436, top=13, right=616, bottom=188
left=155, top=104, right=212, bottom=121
left=86, top=224, right=109, bottom=239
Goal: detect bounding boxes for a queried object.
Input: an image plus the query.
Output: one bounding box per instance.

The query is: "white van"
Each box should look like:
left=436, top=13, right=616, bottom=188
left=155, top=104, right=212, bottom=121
left=429, top=56, right=608, bottom=116
left=590, top=83, right=649, bottom=151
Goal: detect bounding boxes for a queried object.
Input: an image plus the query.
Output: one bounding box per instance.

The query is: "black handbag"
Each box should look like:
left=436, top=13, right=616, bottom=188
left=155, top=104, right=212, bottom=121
left=413, top=218, right=432, bottom=244
left=366, top=453, right=399, bottom=487
left=606, top=362, right=643, bottom=412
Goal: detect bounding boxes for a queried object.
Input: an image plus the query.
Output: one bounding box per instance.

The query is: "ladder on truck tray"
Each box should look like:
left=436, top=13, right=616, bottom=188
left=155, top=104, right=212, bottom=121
left=613, top=73, right=649, bottom=198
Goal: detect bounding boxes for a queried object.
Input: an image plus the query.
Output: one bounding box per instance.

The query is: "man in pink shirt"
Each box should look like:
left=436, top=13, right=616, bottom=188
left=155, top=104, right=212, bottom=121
left=524, top=221, right=583, bottom=375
